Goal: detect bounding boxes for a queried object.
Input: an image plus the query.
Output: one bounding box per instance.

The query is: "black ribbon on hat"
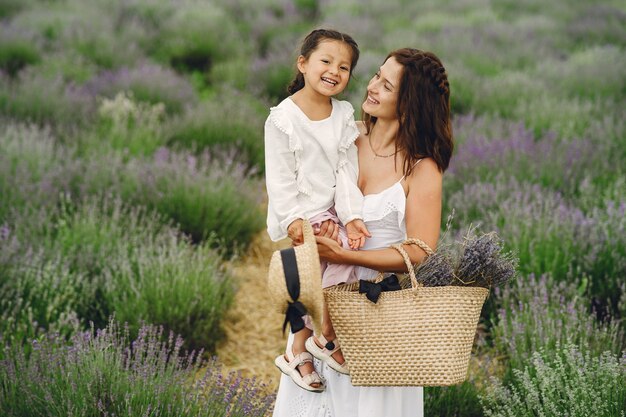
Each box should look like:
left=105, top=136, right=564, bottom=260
left=280, top=248, right=308, bottom=333
left=359, top=274, right=402, bottom=303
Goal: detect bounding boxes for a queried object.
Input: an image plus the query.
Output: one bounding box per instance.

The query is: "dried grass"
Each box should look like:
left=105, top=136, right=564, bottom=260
left=215, top=231, right=290, bottom=394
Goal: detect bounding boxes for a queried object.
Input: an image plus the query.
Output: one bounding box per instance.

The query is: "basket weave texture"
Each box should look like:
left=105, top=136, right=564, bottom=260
left=323, top=240, right=489, bottom=386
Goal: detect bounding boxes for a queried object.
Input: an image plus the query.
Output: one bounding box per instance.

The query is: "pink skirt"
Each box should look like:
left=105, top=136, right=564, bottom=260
left=309, top=208, right=357, bottom=288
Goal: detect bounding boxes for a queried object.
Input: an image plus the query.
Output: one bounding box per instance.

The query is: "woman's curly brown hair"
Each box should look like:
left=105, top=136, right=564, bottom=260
left=363, top=48, right=453, bottom=175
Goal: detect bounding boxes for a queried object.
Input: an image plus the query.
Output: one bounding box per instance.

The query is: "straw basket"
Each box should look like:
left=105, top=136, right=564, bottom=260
left=323, top=239, right=489, bottom=386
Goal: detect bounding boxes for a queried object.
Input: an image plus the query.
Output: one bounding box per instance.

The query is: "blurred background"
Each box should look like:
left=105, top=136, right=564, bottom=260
left=0, top=0, right=624, bottom=416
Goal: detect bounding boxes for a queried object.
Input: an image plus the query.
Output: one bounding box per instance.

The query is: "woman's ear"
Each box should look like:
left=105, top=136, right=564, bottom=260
left=296, top=55, right=307, bottom=74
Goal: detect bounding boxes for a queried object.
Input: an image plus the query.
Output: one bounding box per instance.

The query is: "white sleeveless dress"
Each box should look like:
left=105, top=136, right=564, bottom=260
left=272, top=176, right=424, bottom=417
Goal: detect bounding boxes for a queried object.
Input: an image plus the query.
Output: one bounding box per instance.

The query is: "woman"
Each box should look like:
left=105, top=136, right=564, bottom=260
left=272, top=48, right=453, bottom=417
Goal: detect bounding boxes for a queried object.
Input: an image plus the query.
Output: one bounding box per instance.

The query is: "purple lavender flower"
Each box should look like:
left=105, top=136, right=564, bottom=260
left=0, top=319, right=274, bottom=415
left=83, top=62, right=197, bottom=113
left=413, top=252, right=454, bottom=287
left=0, top=224, right=10, bottom=240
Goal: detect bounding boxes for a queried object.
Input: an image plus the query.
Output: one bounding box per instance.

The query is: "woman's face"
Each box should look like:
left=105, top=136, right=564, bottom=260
left=362, top=56, right=403, bottom=120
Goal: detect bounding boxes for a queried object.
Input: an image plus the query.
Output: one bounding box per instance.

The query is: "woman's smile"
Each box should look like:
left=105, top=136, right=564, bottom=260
left=366, top=94, right=380, bottom=104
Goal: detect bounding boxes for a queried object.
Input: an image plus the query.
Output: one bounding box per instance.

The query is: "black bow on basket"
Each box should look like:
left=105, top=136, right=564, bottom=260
left=359, top=275, right=402, bottom=303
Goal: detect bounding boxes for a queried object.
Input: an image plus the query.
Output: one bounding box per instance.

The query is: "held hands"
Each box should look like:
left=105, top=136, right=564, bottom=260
left=345, top=219, right=371, bottom=250
left=287, top=219, right=304, bottom=246
left=312, top=219, right=341, bottom=244
left=289, top=218, right=370, bottom=249
left=315, top=235, right=344, bottom=263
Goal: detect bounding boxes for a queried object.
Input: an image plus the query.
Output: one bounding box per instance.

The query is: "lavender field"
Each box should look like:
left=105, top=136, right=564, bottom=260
left=0, top=0, right=624, bottom=416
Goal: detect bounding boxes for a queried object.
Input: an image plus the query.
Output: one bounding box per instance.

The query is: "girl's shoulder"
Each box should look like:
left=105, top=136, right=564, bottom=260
left=331, top=98, right=356, bottom=118
left=267, top=98, right=298, bottom=135
left=332, top=99, right=361, bottom=152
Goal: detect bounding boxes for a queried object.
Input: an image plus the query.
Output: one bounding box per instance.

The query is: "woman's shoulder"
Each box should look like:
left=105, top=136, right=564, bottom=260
left=407, top=157, right=442, bottom=186
left=355, top=120, right=367, bottom=133
left=403, top=158, right=442, bottom=203
left=415, top=156, right=439, bottom=171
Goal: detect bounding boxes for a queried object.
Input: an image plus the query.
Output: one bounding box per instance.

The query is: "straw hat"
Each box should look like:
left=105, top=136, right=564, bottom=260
left=267, top=219, right=323, bottom=336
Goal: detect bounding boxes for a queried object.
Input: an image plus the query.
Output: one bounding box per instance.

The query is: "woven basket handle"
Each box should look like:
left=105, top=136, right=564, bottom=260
left=390, top=238, right=434, bottom=289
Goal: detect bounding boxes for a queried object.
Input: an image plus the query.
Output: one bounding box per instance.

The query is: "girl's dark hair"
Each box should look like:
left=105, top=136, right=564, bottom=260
left=287, top=29, right=360, bottom=95
left=362, top=48, right=453, bottom=174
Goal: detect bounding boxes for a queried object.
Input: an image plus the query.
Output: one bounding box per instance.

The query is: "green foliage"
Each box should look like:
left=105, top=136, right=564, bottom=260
left=0, top=70, right=95, bottom=126
left=122, top=151, right=265, bottom=251
left=208, top=57, right=252, bottom=91
left=0, top=252, right=86, bottom=347
left=33, top=50, right=98, bottom=83
left=0, top=0, right=30, bottom=18
left=446, top=177, right=626, bottom=310
left=261, top=64, right=294, bottom=101
left=0, top=38, right=40, bottom=77
left=86, top=63, right=198, bottom=115
left=152, top=4, right=242, bottom=74
left=0, top=320, right=274, bottom=416
left=425, top=382, right=484, bottom=417
left=0, top=122, right=79, bottom=223
left=565, top=4, right=626, bottom=46
left=2, top=196, right=233, bottom=352
left=167, top=89, right=266, bottom=170
left=95, top=91, right=166, bottom=157
left=0, top=122, right=264, bottom=253
left=481, top=344, right=626, bottom=417
left=492, top=274, right=624, bottom=374
left=294, top=0, right=319, bottom=19
left=539, top=45, right=626, bottom=101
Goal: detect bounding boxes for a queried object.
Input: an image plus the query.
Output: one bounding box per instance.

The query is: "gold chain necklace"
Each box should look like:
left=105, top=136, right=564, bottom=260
left=368, top=135, right=397, bottom=160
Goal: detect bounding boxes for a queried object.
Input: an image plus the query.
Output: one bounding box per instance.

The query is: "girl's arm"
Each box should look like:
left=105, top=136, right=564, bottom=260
left=334, top=103, right=364, bottom=228
left=316, top=158, right=442, bottom=270
left=335, top=142, right=364, bottom=225
left=264, top=118, right=305, bottom=241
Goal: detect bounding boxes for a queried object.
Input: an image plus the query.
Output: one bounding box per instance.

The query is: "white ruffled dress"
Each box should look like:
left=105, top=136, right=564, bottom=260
left=264, top=97, right=363, bottom=242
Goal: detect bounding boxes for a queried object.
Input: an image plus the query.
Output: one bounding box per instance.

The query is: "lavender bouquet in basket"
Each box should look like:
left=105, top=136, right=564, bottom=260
left=413, top=226, right=518, bottom=288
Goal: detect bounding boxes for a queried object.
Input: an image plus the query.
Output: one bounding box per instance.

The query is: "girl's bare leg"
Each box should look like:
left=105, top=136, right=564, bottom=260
left=291, top=327, right=321, bottom=388
left=319, top=302, right=345, bottom=364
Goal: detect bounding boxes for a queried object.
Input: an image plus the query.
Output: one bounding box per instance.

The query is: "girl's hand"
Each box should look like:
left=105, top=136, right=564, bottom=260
left=287, top=219, right=304, bottom=246
left=315, top=235, right=345, bottom=263
left=345, top=219, right=371, bottom=249
left=313, top=219, right=341, bottom=244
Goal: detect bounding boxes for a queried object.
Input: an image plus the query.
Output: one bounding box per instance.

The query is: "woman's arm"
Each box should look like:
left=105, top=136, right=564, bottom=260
left=316, top=236, right=409, bottom=271
left=403, top=157, right=442, bottom=261
left=316, top=157, right=442, bottom=271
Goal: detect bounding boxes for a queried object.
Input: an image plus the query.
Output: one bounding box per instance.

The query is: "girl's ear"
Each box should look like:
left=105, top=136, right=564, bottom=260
left=296, top=55, right=307, bottom=74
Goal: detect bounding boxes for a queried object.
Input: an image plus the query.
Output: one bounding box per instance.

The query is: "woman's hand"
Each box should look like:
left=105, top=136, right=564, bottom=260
left=315, top=235, right=345, bottom=263
left=313, top=219, right=341, bottom=244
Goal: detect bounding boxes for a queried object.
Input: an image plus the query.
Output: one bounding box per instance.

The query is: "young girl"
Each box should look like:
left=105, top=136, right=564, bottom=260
left=265, top=29, right=370, bottom=392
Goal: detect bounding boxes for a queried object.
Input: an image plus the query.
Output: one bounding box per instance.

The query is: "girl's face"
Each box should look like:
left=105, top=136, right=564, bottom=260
left=297, top=40, right=353, bottom=98
left=362, top=57, right=403, bottom=120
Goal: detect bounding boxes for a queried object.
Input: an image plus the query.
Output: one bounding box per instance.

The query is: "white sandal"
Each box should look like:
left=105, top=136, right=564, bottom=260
left=274, top=349, right=325, bottom=392
left=305, top=335, right=349, bottom=375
